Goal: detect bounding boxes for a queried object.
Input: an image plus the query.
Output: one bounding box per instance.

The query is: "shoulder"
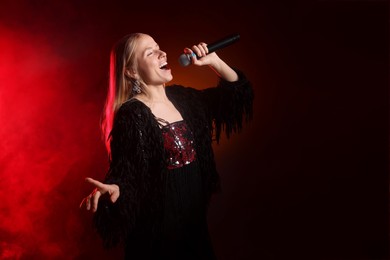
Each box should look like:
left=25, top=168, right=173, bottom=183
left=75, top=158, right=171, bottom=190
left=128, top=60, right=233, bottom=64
left=118, top=99, right=145, bottom=113
left=166, top=84, right=201, bottom=101
left=166, top=84, right=200, bottom=93
left=116, top=99, right=148, bottom=119
left=112, top=99, right=153, bottom=131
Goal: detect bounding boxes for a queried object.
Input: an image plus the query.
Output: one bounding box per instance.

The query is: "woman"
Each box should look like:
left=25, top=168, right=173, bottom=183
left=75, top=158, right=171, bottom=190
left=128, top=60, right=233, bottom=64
left=80, top=32, right=254, bottom=259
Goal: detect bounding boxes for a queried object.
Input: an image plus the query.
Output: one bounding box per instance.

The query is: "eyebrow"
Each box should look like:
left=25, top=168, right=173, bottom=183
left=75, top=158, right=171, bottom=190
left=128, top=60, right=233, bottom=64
left=143, top=44, right=159, bottom=55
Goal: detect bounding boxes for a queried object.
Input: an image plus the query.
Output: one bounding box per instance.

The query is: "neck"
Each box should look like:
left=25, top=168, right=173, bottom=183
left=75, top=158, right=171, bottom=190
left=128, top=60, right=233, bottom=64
left=136, top=84, right=168, bottom=103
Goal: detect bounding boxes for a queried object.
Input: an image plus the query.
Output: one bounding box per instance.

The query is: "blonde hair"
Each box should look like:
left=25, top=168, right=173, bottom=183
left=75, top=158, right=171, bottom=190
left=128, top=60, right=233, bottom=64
left=101, top=33, right=146, bottom=154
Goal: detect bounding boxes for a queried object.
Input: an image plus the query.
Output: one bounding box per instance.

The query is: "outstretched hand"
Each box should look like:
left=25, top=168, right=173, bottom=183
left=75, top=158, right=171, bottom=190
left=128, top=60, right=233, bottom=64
left=79, top=177, right=120, bottom=213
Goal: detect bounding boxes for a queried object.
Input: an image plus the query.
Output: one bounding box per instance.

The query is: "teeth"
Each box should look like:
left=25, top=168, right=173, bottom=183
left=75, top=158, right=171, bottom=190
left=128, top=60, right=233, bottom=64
left=159, top=62, right=168, bottom=69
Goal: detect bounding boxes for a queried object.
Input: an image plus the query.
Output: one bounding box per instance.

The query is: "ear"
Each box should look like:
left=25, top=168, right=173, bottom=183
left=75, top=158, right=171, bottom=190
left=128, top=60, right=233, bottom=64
left=125, top=67, right=138, bottom=79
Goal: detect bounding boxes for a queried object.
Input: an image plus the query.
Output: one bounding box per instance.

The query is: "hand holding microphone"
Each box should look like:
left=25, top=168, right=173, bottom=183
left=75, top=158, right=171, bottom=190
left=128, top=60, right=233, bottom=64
left=182, top=42, right=217, bottom=67
left=178, top=33, right=240, bottom=67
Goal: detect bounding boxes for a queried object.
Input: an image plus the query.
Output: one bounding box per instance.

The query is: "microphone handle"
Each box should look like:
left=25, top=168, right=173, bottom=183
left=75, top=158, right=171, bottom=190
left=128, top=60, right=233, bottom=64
left=178, top=33, right=240, bottom=66
left=207, top=33, right=240, bottom=53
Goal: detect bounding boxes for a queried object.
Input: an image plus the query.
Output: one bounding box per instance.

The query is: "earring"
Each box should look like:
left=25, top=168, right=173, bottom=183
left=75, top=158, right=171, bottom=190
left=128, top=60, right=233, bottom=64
left=132, top=80, right=141, bottom=94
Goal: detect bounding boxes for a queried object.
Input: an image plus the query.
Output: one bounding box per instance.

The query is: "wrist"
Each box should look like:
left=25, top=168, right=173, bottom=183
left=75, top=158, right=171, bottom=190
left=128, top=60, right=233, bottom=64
left=208, top=56, right=223, bottom=71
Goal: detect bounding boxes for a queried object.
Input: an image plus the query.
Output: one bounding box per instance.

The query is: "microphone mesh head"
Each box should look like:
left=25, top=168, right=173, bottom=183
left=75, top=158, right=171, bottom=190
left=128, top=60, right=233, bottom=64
left=178, top=53, right=191, bottom=67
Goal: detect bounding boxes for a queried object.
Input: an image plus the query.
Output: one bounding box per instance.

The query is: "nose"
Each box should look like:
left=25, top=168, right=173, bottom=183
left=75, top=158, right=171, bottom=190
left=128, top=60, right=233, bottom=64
left=159, top=50, right=167, bottom=59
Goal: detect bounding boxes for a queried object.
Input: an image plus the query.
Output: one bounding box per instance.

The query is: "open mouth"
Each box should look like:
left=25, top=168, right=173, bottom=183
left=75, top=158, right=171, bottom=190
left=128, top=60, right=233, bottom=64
left=159, top=62, right=170, bottom=70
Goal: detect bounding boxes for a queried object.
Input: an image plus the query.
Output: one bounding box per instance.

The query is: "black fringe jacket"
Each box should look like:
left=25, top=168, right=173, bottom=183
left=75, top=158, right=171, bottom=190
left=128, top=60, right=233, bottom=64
left=94, top=69, right=254, bottom=248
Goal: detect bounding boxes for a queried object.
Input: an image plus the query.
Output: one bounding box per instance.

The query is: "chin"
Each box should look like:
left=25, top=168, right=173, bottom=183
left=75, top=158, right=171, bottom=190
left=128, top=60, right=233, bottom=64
left=165, top=74, right=173, bottom=82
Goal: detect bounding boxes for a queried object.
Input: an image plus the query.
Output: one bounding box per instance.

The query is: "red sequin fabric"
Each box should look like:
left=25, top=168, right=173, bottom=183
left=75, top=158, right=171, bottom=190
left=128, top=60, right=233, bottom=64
left=160, top=120, right=197, bottom=170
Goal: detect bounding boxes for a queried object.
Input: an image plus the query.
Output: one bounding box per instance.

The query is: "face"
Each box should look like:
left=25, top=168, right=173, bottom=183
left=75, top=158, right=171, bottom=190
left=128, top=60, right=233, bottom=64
left=133, top=34, right=173, bottom=86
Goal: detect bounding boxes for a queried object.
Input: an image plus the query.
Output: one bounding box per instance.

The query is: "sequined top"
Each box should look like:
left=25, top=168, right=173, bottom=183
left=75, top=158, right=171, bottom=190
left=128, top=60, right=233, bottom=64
left=158, top=119, right=197, bottom=170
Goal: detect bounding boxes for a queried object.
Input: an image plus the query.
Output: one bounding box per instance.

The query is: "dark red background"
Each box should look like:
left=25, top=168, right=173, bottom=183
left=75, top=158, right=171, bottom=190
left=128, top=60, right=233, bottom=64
left=0, top=0, right=387, bottom=259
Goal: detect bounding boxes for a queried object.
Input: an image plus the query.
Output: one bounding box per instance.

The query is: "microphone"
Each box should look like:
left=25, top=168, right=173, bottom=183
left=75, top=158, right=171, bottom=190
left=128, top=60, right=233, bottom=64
left=178, top=33, right=240, bottom=67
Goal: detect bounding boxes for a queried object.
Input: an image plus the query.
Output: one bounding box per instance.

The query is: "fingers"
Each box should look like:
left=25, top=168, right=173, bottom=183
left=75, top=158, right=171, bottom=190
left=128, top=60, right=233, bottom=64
left=85, top=177, right=106, bottom=190
left=79, top=193, right=93, bottom=210
left=79, top=188, right=101, bottom=212
left=108, top=184, right=120, bottom=203
left=79, top=195, right=92, bottom=210
left=91, top=189, right=101, bottom=212
left=80, top=179, right=121, bottom=213
left=184, top=42, right=208, bottom=64
left=80, top=178, right=105, bottom=211
left=191, top=42, right=208, bottom=59
left=79, top=197, right=87, bottom=209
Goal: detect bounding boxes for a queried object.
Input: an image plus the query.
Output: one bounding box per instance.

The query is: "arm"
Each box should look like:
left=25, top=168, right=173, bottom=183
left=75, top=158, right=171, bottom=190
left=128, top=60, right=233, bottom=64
left=92, top=102, right=150, bottom=248
left=184, top=42, right=238, bottom=81
left=208, top=58, right=239, bottom=82
left=185, top=42, right=254, bottom=142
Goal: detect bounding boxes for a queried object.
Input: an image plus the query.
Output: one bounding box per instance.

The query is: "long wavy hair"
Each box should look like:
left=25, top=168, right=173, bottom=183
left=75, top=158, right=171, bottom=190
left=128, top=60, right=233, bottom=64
left=100, top=33, right=146, bottom=154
